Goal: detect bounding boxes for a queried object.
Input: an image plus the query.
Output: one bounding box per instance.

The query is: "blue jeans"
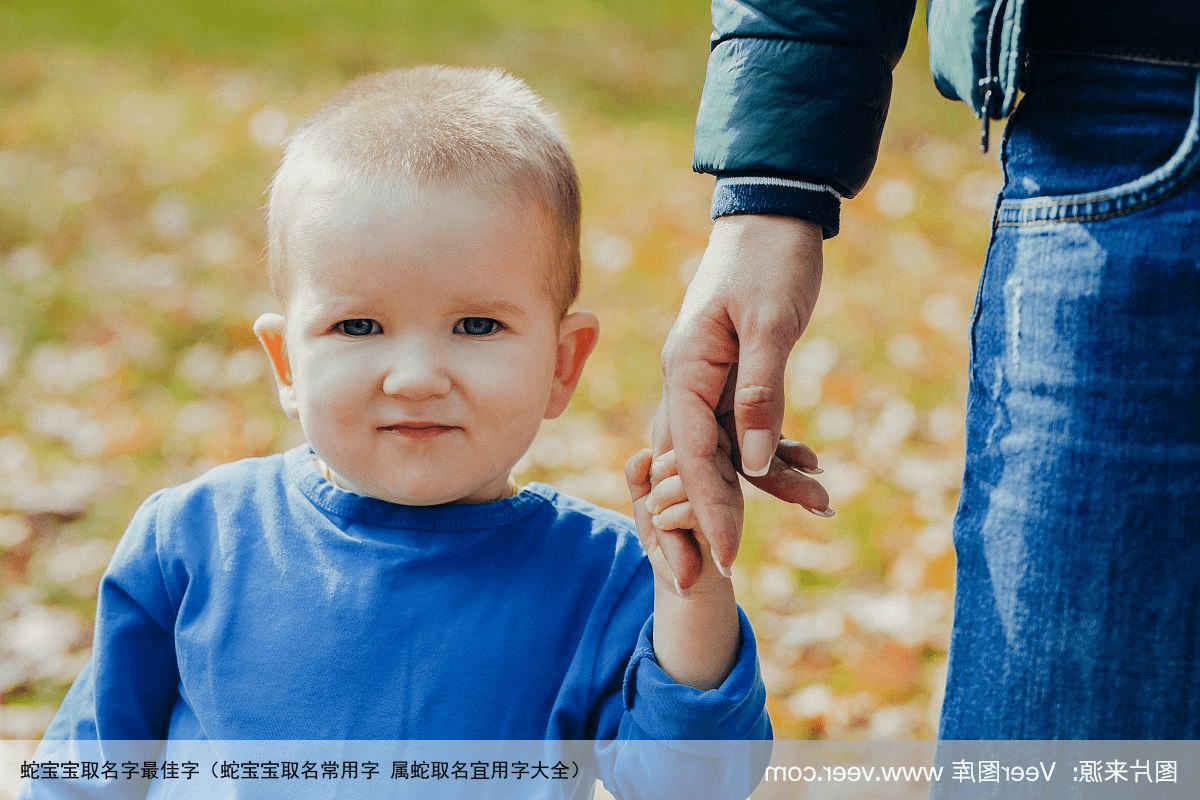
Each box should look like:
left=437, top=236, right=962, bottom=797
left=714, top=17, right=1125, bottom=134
left=939, top=54, right=1200, bottom=739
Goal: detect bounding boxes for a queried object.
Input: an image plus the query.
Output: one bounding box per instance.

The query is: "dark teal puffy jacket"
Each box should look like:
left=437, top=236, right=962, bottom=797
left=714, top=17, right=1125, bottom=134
left=694, top=0, right=1028, bottom=235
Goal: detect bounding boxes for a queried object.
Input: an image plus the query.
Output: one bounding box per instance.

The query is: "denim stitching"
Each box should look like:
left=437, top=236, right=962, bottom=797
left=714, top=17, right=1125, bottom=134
left=996, top=72, right=1200, bottom=226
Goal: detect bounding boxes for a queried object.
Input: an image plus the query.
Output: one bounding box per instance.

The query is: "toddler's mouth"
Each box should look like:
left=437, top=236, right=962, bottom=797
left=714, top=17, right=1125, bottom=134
left=380, top=422, right=458, bottom=439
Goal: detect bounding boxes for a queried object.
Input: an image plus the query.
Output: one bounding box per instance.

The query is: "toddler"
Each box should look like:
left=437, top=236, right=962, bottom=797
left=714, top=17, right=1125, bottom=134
left=24, top=66, right=769, bottom=798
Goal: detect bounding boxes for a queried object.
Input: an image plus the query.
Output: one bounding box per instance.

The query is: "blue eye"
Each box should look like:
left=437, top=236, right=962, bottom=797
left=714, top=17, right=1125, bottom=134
left=455, top=317, right=501, bottom=336
left=336, top=319, right=380, bottom=337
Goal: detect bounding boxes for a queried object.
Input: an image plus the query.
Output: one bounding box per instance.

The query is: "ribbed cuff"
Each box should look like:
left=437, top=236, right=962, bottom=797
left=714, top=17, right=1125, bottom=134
left=712, top=177, right=842, bottom=239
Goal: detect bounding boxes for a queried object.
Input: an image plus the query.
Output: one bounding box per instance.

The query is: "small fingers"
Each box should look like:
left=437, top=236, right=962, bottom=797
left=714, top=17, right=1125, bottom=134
left=648, top=455, right=735, bottom=520
left=625, top=448, right=653, bottom=502
left=625, top=448, right=660, bottom=556
left=627, top=447, right=705, bottom=591
left=647, top=436, right=742, bottom=576
left=652, top=500, right=698, bottom=533
left=647, top=472, right=684, bottom=514
left=650, top=449, right=678, bottom=487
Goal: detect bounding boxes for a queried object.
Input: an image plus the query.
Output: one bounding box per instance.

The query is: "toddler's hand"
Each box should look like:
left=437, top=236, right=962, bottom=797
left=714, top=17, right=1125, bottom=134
left=626, top=425, right=743, bottom=596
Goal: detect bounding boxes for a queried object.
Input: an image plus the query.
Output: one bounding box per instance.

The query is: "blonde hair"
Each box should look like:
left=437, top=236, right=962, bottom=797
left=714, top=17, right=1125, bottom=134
left=266, top=66, right=581, bottom=314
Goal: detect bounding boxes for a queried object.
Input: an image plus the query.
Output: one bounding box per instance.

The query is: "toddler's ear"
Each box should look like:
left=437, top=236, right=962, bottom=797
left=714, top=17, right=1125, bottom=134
left=545, top=311, right=599, bottom=419
left=253, top=313, right=299, bottom=420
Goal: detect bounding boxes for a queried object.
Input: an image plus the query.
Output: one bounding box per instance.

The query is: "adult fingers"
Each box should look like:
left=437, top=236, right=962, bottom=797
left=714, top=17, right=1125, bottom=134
left=659, top=308, right=741, bottom=569
left=745, top=467, right=833, bottom=517
left=717, top=416, right=833, bottom=513
left=746, top=438, right=833, bottom=514
left=665, top=385, right=740, bottom=576
left=775, top=439, right=822, bottom=474
left=733, top=329, right=794, bottom=479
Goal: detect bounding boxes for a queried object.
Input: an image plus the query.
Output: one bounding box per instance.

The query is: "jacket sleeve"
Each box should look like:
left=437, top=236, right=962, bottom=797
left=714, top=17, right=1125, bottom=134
left=694, top=0, right=919, bottom=236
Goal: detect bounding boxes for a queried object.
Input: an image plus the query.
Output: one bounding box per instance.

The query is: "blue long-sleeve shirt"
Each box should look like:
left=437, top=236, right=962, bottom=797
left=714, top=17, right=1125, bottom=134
left=24, top=445, right=769, bottom=798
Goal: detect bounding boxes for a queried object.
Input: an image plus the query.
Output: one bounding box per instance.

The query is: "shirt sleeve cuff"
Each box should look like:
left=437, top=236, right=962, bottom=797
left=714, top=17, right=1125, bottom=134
left=712, top=176, right=842, bottom=239
left=621, top=606, right=770, bottom=743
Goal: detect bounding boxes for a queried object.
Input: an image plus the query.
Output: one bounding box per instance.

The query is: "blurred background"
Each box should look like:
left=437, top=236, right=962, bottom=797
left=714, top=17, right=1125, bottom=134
left=0, top=0, right=998, bottom=741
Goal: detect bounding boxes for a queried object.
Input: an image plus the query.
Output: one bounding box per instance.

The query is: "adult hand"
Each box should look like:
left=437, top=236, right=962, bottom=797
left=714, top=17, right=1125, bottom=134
left=654, top=214, right=830, bottom=587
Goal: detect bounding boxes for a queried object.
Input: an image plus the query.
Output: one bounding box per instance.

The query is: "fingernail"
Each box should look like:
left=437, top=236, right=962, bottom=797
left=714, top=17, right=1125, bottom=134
left=651, top=513, right=664, bottom=528
left=710, top=546, right=733, bottom=578
left=808, top=506, right=836, bottom=518
left=673, top=576, right=685, bottom=597
left=741, top=429, right=774, bottom=477
left=798, top=466, right=824, bottom=476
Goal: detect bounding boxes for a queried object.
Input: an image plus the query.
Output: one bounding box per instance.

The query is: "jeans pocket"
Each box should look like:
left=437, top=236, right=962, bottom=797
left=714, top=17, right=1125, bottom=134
left=996, top=73, right=1200, bottom=227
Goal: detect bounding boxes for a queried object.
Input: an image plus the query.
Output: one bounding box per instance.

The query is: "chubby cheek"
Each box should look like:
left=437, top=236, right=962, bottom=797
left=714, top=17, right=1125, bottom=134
left=472, top=345, right=556, bottom=413
left=291, top=355, right=369, bottom=438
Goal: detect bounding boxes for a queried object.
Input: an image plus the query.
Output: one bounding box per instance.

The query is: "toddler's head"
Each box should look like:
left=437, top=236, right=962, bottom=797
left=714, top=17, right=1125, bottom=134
left=254, top=66, right=598, bottom=505
left=266, top=65, right=582, bottom=315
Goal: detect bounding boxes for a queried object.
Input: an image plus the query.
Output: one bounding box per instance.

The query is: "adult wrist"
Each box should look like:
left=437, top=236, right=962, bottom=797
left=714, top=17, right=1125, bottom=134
left=708, top=213, right=824, bottom=256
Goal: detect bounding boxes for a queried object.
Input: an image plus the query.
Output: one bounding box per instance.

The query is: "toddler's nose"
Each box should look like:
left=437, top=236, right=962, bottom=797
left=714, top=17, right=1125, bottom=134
left=381, top=338, right=452, bottom=400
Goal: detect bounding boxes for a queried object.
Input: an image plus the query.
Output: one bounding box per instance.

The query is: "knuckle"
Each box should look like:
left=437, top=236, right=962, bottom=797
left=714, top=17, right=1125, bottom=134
left=734, top=383, right=783, bottom=410
left=749, top=307, right=802, bottom=341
